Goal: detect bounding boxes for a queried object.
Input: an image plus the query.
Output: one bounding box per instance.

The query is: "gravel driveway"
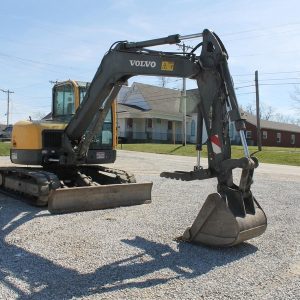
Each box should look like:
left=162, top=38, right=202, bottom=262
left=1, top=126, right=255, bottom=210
left=0, top=151, right=299, bottom=299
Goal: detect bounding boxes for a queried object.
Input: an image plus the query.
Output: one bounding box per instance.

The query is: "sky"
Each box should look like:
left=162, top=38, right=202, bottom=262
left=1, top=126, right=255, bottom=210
left=0, top=0, right=300, bottom=124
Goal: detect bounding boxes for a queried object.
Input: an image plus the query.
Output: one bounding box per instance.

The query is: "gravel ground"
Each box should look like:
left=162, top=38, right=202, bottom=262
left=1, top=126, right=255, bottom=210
left=0, top=151, right=299, bottom=299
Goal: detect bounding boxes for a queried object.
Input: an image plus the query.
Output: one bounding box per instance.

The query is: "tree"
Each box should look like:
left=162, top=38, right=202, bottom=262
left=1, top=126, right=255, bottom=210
left=273, top=113, right=300, bottom=126
left=260, top=104, right=275, bottom=120
left=243, top=102, right=300, bottom=125
left=242, top=102, right=275, bottom=120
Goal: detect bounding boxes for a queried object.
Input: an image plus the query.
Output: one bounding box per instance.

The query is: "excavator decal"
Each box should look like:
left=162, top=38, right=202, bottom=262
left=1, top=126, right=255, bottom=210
left=129, top=60, right=157, bottom=68
left=210, top=135, right=222, bottom=154
left=161, top=61, right=175, bottom=71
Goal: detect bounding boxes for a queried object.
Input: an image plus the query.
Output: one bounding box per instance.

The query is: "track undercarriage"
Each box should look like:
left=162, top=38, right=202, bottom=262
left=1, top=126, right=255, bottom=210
left=0, top=166, right=152, bottom=213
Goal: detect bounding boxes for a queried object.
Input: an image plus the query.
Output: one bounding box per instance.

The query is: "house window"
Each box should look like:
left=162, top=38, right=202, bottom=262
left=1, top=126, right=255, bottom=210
left=262, top=131, right=268, bottom=139
left=168, top=121, right=172, bottom=130
left=191, top=120, right=196, bottom=137
left=291, top=134, right=295, bottom=145
left=156, top=119, right=161, bottom=124
left=276, top=132, right=281, bottom=143
left=147, top=119, right=152, bottom=128
left=246, top=131, right=252, bottom=139
left=127, top=118, right=133, bottom=128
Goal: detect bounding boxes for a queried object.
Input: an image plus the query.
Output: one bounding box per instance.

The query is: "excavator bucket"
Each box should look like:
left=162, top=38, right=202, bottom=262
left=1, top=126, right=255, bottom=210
left=48, top=182, right=152, bottom=214
left=182, top=190, right=267, bottom=247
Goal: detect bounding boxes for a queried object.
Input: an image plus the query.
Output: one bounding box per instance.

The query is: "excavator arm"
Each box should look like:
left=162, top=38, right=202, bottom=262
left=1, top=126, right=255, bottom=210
left=63, top=29, right=250, bottom=180
left=63, top=37, right=199, bottom=162
left=61, top=29, right=267, bottom=246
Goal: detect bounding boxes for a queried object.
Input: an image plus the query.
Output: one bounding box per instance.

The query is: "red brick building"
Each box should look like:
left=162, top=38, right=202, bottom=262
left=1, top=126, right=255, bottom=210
left=244, top=113, right=300, bottom=147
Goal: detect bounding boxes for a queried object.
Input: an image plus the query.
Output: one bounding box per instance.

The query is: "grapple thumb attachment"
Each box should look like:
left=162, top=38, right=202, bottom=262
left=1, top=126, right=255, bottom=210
left=182, top=190, right=267, bottom=247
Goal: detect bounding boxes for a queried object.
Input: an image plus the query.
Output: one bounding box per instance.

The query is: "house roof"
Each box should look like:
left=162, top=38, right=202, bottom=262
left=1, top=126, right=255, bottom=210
left=122, top=82, right=182, bottom=114
left=245, top=113, right=300, bottom=133
left=117, top=103, right=145, bottom=114
left=117, top=103, right=186, bottom=121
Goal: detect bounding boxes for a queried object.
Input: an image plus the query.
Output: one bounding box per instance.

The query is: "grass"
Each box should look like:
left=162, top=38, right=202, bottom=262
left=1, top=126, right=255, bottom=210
left=1, top=142, right=299, bottom=166
left=117, top=143, right=300, bottom=166
left=0, top=142, right=11, bottom=156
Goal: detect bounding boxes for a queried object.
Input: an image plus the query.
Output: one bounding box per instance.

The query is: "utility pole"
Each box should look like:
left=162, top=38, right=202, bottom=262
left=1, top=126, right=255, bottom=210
left=177, top=42, right=192, bottom=146
left=0, top=88, right=14, bottom=126
left=182, top=43, right=187, bottom=146
left=255, top=70, right=262, bottom=151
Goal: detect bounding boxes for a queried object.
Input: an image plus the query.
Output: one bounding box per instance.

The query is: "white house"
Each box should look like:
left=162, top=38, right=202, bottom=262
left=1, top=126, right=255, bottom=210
left=116, top=82, right=246, bottom=145
left=117, top=82, right=197, bottom=143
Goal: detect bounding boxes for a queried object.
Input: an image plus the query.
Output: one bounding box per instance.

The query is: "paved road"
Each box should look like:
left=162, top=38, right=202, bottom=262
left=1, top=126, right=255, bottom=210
left=108, top=150, right=300, bottom=182
left=1, top=151, right=299, bottom=181
left=0, top=151, right=299, bottom=299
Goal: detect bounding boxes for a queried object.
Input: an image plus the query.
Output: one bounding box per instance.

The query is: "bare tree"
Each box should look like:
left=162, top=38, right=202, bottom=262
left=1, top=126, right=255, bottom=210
left=260, top=104, right=275, bottom=120
left=244, top=103, right=255, bottom=115
left=273, top=113, right=300, bottom=125
left=242, top=102, right=275, bottom=120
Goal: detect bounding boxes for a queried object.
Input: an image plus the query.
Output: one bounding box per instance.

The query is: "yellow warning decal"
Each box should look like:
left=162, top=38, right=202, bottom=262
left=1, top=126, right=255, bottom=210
left=161, top=61, right=174, bottom=71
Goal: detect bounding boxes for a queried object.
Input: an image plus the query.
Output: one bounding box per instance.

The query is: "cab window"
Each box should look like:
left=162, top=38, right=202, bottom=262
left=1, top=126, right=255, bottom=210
left=89, top=108, right=113, bottom=149
left=53, top=84, right=75, bottom=116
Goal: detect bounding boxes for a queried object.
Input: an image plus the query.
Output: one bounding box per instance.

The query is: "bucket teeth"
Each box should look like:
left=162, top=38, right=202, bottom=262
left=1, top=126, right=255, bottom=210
left=182, top=192, right=267, bottom=247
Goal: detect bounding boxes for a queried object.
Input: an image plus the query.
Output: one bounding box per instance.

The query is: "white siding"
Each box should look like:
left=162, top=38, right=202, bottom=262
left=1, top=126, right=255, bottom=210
left=133, top=119, right=146, bottom=139
left=117, top=118, right=126, bottom=137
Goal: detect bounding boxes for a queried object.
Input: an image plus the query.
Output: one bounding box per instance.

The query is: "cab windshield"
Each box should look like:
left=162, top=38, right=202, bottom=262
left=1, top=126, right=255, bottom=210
left=52, top=82, right=113, bottom=148
left=89, top=108, right=113, bottom=149
left=79, top=85, right=113, bottom=148
left=53, top=83, right=75, bottom=117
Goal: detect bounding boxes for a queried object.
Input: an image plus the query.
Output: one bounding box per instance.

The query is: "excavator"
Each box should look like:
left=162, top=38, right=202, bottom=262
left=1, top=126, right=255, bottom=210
left=1, top=80, right=152, bottom=211
left=0, top=29, right=267, bottom=247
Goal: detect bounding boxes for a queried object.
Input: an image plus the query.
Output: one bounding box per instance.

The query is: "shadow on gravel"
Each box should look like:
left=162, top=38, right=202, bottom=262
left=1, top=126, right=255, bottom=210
left=0, top=199, right=257, bottom=299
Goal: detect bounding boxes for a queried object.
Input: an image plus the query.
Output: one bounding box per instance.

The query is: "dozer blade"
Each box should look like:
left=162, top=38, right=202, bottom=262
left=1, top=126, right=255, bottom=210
left=182, top=192, right=267, bottom=247
left=48, top=182, right=152, bottom=214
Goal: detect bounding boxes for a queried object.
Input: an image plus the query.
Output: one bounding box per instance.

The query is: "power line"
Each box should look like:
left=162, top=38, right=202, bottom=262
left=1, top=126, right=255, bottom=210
left=260, top=82, right=300, bottom=86
left=259, top=77, right=300, bottom=81
left=236, top=92, right=256, bottom=96
left=234, top=84, right=255, bottom=90
left=0, top=51, right=76, bottom=70
left=221, top=22, right=300, bottom=38
left=231, top=49, right=300, bottom=58
left=233, top=70, right=300, bottom=77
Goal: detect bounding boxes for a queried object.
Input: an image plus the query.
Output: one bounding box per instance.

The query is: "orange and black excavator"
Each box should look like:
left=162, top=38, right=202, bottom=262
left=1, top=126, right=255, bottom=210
left=0, top=29, right=267, bottom=247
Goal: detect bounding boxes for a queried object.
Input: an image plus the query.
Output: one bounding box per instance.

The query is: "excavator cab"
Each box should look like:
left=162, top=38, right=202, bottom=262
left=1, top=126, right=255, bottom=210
left=10, top=80, right=117, bottom=166
left=51, top=81, right=116, bottom=164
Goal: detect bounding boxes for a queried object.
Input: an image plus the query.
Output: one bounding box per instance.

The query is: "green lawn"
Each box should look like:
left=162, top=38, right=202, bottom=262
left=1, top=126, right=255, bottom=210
left=1, top=142, right=299, bottom=166
left=0, top=142, right=11, bottom=156
left=117, top=143, right=300, bottom=166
